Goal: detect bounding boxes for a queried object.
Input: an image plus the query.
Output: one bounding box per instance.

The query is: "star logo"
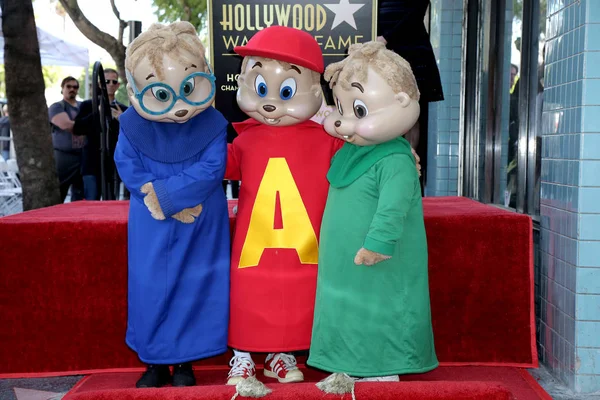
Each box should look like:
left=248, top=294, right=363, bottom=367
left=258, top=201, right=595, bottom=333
left=324, top=0, right=366, bottom=30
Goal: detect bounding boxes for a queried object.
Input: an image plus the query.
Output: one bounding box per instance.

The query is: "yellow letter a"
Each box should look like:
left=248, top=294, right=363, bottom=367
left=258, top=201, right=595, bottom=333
left=239, top=158, right=319, bottom=268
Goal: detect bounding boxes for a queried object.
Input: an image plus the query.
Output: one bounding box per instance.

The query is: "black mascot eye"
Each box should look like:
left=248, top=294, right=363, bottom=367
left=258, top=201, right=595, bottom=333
left=151, top=87, right=171, bottom=102
left=255, top=74, right=268, bottom=97
left=279, top=78, right=297, bottom=100
left=182, top=77, right=195, bottom=96
left=353, top=99, right=368, bottom=119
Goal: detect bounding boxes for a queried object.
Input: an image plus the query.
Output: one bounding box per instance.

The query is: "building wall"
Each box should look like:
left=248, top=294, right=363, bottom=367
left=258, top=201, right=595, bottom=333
left=428, top=0, right=600, bottom=393
left=540, top=0, right=600, bottom=392
left=426, top=0, right=462, bottom=196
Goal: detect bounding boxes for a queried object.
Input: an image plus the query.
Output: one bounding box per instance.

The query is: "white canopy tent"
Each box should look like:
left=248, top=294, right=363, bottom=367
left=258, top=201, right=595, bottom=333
left=0, top=10, right=91, bottom=98
left=0, top=25, right=89, bottom=68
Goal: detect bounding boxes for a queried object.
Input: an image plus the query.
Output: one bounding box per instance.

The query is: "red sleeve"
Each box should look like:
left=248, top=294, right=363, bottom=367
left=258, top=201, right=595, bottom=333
left=225, top=142, right=241, bottom=180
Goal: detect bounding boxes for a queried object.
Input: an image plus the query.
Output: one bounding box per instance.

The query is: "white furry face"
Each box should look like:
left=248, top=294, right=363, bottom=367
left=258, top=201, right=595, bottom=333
left=236, top=57, right=322, bottom=127
left=323, top=67, right=420, bottom=146
left=127, top=53, right=214, bottom=123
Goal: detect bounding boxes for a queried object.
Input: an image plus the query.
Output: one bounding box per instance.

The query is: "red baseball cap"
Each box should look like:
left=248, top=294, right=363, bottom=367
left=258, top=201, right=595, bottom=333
left=234, top=26, right=324, bottom=73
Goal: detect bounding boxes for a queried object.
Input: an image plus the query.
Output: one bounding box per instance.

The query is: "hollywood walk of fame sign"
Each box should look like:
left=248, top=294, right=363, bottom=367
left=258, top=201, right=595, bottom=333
left=208, top=0, right=377, bottom=124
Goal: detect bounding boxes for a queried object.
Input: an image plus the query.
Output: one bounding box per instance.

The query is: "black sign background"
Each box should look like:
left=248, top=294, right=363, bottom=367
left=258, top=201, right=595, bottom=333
left=208, top=0, right=377, bottom=123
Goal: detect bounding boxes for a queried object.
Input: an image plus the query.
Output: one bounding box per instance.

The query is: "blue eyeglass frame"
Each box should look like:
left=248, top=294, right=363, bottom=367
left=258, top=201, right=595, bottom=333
left=126, top=65, right=216, bottom=116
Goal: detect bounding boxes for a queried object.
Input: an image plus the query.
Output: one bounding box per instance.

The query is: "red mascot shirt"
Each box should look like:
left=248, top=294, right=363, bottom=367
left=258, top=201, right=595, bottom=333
left=226, top=118, right=343, bottom=352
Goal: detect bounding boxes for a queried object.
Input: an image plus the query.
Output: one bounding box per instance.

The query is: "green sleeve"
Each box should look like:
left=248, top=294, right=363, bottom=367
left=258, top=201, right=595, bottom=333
left=362, top=154, right=418, bottom=256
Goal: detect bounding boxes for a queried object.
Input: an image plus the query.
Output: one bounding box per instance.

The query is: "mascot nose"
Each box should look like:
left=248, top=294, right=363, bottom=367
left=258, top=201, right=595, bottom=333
left=263, top=105, right=276, bottom=112
left=175, top=109, right=188, bottom=117
left=334, top=120, right=341, bottom=127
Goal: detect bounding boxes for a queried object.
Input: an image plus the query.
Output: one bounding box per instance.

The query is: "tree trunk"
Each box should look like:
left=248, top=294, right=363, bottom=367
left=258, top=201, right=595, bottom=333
left=114, top=53, right=126, bottom=88
left=1, top=0, right=61, bottom=210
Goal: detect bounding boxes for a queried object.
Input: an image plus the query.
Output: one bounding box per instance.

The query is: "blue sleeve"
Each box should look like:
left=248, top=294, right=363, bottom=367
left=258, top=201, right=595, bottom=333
left=152, top=127, right=227, bottom=217
left=113, top=130, right=157, bottom=203
left=48, top=102, right=64, bottom=119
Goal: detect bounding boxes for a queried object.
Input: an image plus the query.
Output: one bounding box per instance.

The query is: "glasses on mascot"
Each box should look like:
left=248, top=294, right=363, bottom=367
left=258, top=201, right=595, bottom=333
left=126, top=67, right=216, bottom=116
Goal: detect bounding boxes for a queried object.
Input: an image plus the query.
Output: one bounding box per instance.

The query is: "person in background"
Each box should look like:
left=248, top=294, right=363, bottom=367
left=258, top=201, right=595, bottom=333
left=377, top=0, right=444, bottom=193
left=0, top=105, right=10, bottom=161
left=74, top=68, right=128, bottom=200
left=48, top=76, right=84, bottom=202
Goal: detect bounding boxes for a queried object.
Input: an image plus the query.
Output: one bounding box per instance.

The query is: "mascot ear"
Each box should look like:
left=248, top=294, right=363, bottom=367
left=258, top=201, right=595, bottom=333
left=395, top=92, right=411, bottom=108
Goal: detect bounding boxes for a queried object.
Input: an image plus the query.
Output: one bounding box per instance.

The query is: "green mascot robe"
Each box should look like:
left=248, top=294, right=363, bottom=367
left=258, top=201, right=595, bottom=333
left=307, top=137, right=438, bottom=377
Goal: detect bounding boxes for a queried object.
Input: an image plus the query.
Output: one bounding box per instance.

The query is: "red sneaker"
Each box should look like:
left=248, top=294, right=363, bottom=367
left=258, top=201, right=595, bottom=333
left=227, top=355, right=256, bottom=385
left=263, top=353, right=304, bottom=383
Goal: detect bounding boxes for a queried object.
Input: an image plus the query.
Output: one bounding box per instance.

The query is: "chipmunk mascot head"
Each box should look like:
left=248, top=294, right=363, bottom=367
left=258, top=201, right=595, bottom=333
left=323, top=41, right=420, bottom=146
left=234, top=25, right=324, bottom=126
left=125, top=21, right=216, bottom=124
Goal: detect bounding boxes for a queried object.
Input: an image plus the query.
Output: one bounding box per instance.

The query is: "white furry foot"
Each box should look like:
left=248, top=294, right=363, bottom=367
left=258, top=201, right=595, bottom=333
left=230, top=376, right=271, bottom=399
left=316, top=373, right=356, bottom=400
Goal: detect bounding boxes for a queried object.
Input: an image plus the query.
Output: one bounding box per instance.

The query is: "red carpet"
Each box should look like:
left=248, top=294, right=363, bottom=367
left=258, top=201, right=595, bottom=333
left=63, top=366, right=550, bottom=400
left=0, top=197, right=536, bottom=376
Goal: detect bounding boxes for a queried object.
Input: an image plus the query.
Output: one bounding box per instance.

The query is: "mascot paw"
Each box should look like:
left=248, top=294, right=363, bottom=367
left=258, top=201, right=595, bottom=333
left=172, top=204, right=203, bottom=224
left=354, top=248, right=391, bottom=266
left=141, top=182, right=166, bottom=221
left=411, top=148, right=422, bottom=177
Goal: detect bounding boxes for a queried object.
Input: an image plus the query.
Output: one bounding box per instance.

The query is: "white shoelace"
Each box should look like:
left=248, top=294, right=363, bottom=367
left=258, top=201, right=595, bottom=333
left=229, top=355, right=255, bottom=377
left=274, top=353, right=298, bottom=371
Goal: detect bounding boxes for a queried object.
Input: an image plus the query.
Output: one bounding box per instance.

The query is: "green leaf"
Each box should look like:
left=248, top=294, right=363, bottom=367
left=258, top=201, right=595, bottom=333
left=152, top=0, right=207, bottom=30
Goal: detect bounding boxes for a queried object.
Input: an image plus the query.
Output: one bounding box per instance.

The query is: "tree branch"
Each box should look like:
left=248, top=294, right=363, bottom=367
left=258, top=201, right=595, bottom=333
left=109, top=0, right=120, bottom=20
left=57, top=0, right=127, bottom=86
left=178, top=0, right=192, bottom=21
left=58, top=0, right=119, bottom=50
left=109, top=0, right=127, bottom=43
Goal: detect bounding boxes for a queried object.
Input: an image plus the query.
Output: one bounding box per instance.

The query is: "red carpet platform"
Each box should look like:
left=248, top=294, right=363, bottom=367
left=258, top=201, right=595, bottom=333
left=0, top=197, right=536, bottom=376
left=63, top=366, right=551, bottom=400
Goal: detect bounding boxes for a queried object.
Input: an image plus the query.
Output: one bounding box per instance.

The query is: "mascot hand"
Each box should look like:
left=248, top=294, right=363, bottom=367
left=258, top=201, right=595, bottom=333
left=141, top=182, right=166, bottom=221
left=354, top=247, right=391, bottom=266
left=411, top=148, right=422, bottom=177
left=172, top=204, right=203, bottom=223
